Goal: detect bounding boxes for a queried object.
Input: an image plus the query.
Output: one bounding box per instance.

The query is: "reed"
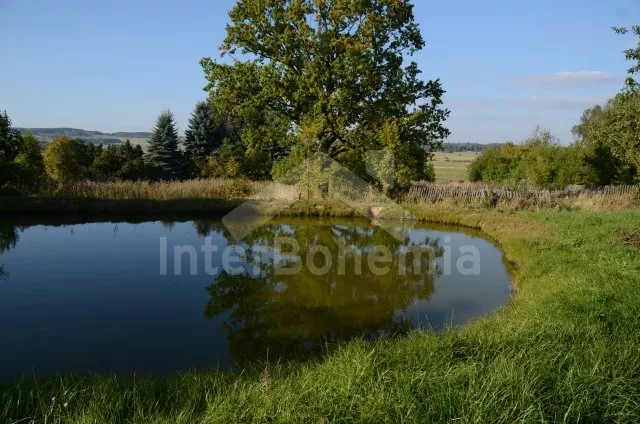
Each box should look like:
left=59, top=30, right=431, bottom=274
left=405, top=182, right=640, bottom=210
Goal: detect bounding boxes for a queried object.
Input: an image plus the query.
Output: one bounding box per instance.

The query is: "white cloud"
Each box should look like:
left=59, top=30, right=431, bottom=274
left=515, top=71, right=618, bottom=88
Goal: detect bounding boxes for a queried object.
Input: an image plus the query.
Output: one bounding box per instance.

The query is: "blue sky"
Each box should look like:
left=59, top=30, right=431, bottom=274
left=1, top=0, right=638, bottom=143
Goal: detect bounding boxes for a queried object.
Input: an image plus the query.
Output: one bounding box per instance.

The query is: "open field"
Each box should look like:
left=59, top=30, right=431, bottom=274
left=431, top=151, right=479, bottom=182
left=1, top=206, right=639, bottom=423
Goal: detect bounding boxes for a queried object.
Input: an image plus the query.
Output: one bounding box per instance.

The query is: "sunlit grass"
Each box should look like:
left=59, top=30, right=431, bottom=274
left=37, top=179, right=300, bottom=201
left=432, top=151, right=478, bottom=182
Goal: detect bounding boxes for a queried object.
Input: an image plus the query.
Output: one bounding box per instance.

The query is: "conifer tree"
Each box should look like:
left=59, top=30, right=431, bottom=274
left=145, top=110, right=183, bottom=179
left=184, top=101, right=226, bottom=158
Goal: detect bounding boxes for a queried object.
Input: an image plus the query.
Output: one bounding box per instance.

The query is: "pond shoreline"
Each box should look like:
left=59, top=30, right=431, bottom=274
left=2, top=202, right=639, bottom=422
left=0, top=196, right=529, bottom=270
left=0, top=217, right=513, bottom=381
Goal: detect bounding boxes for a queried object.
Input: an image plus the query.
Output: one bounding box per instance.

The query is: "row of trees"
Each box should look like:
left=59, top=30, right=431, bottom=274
left=3, top=3, right=638, bottom=192
left=3, top=0, right=452, bottom=192
left=469, top=26, right=640, bottom=188
left=0, top=110, right=149, bottom=188
left=43, top=137, right=146, bottom=183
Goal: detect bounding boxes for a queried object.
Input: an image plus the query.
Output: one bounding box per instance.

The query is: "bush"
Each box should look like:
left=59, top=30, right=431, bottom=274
left=43, top=136, right=83, bottom=184
left=199, top=140, right=245, bottom=179
left=468, top=129, right=600, bottom=189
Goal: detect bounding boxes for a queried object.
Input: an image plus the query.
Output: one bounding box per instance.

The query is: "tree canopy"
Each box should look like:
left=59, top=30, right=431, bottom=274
left=43, top=136, right=83, bottom=184
left=613, top=25, right=640, bottom=91
left=0, top=111, right=44, bottom=190
left=569, top=27, right=640, bottom=184
left=201, top=0, right=449, bottom=184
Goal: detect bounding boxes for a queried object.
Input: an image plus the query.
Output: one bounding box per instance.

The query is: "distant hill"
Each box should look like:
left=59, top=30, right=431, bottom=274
left=17, top=128, right=152, bottom=146
left=441, top=142, right=504, bottom=153
left=17, top=128, right=504, bottom=154
left=110, top=132, right=154, bottom=138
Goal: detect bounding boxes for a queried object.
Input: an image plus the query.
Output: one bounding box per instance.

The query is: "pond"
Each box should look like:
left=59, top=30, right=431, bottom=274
left=0, top=217, right=512, bottom=381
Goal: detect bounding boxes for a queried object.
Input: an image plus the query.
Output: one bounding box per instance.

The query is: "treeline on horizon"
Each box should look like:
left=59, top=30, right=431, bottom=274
left=1, top=2, right=638, bottom=194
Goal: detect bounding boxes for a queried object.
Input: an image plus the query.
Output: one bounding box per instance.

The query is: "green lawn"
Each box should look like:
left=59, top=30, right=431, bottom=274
left=2, top=207, right=639, bottom=423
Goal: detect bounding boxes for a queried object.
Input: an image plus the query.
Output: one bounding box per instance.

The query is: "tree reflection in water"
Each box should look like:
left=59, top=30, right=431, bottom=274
left=0, top=221, right=21, bottom=280
left=196, top=219, right=443, bottom=364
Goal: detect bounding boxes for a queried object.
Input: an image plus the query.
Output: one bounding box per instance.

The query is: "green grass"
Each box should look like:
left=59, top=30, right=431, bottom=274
left=1, top=207, right=639, bottom=423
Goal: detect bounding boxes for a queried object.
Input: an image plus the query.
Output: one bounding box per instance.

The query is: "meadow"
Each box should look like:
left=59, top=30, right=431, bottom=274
left=431, top=151, right=479, bottom=182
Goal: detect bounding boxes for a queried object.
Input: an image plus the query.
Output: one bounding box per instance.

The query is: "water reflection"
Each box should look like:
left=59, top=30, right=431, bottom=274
left=199, top=220, right=443, bottom=363
left=0, top=221, right=21, bottom=279
left=0, top=217, right=512, bottom=379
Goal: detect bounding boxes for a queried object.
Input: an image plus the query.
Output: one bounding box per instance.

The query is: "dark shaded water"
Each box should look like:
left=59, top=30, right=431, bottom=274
left=0, top=217, right=512, bottom=381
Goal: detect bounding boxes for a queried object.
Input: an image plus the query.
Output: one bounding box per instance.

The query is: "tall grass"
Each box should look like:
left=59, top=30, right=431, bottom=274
left=22, top=179, right=640, bottom=213
left=33, top=178, right=393, bottom=208
left=38, top=179, right=299, bottom=201
left=1, top=209, right=640, bottom=422
left=405, top=181, right=640, bottom=211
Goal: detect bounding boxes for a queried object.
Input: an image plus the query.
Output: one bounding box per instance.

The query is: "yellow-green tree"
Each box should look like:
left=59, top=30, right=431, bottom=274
left=201, top=0, right=449, bottom=183
left=43, top=136, right=82, bottom=184
left=13, top=133, right=44, bottom=188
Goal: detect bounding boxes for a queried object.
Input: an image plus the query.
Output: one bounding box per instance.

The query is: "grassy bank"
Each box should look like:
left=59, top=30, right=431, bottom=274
left=2, top=179, right=637, bottom=218
left=1, top=207, right=639, bottom=423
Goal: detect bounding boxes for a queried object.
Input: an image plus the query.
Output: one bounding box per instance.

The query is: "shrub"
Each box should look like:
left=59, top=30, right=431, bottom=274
left=43, top=136, right=82, bottom=184
left=468, top=130, right=600, bottom=189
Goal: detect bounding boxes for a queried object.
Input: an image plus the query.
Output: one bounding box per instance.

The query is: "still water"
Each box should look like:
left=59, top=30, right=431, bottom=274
left=0, top=217, right=512, bottom=380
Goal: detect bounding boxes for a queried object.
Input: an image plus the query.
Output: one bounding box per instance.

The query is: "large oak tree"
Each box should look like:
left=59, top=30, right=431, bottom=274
left=201, top=0, right=449, bottom=184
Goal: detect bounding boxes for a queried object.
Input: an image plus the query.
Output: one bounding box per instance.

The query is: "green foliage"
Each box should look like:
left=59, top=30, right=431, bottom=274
left=573, top=93, right=640, bottom=183
left=184, top=101, right=226, bottom=159
left=43, top=136, right=83, bottom=184
left=199, top=139, right=245, bottom=179
left=203, top=59, right=296, bottom=164
left=613, top=25, right=640, bottom=90
left=145, top=110, right=184, bottom=180
left=92, top=141, right=146, bottom=180
left=271, top=142, right=315, bottom=183
left=13, top=133, right=44, bottom=188
left=92, top=146, right=124, bottom=180
left=567, top=28, right=640, bottom=184
left=119, top=157, right=147, bottom=180
left=375, top=120, right=436, bottom=189
left=469, top=128, right=596, bottom=188
left=68, top=138, right=102, bottom=178
left=0, top=110, right=22, bottom=160
left=0, top=112, right=44, bottom=191
left=242, top=147, right=273, bottom=180
left=468, top=143, right=521, bottom=183
left=201, top=0, right=449, bottom=184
